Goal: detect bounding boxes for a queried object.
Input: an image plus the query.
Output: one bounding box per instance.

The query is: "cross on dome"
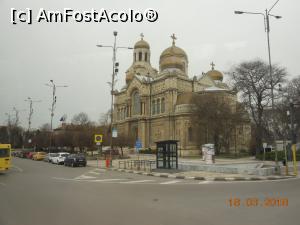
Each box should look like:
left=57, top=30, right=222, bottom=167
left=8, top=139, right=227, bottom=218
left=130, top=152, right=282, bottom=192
left=210, top=61, right=215, bottom=70
left=140, top=33, right=144, bottom=40
left=170, top=33, right=177, bottom=46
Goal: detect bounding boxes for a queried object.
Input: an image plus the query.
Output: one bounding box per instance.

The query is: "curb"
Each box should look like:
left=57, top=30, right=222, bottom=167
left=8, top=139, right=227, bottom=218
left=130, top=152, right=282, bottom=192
left=104, top=168, right=296, bottom=182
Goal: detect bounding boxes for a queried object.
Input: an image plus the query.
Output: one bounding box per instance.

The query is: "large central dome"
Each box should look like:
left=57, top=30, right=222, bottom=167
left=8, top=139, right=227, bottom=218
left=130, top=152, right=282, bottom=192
left=159, top=34, right=188, bottom=74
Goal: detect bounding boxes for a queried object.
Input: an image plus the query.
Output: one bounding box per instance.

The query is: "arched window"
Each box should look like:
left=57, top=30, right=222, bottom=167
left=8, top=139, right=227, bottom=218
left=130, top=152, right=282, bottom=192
left=157, top=99, right=161, bottom=114
left=152, top=100, right=156, bottom=115
left=134, top=53, right=136, bottom=62
left=138, top=52, right=142, bottom=61
left=145, top=53, right=148, bottom=62
left=161, top=98, right=165, bottom=113
left=132, top=91, right=140, bottom=115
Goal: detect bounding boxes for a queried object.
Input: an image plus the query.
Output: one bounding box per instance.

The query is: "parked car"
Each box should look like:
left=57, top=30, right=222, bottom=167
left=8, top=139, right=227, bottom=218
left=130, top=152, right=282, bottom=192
left=51, top=152, right=70, bottom=165
left=48, top=153, right=58, bottom=163
left=27, top=152, right=36, bottom=159
left=33, top=152, right=46, bottom=161
left=15, top=151, right=27, bottom=158
left=44, top=153, right=56, bottom=162
left=64, top=154, right=87, bottom=167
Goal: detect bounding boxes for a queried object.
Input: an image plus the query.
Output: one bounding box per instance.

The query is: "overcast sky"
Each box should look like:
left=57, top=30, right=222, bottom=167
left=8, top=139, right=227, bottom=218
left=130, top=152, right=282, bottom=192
left=0, top=0, right=299, bottom=129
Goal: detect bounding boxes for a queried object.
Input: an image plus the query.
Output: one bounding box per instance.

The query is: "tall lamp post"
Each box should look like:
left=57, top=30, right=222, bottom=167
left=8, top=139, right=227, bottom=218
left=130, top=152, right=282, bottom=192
left=45, top=80, right=68, bottom=150
left=24, top=97, right=41, bottom=132
left=4, top=112, right=12, bottom=144
left=96, top=31, right=132, bottom=166
left=235, top=0, right=282, bottom=173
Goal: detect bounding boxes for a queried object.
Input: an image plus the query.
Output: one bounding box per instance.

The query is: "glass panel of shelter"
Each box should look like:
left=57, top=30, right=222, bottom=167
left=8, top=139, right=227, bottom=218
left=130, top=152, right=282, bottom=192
left=157, top=146, right=165, bottom=168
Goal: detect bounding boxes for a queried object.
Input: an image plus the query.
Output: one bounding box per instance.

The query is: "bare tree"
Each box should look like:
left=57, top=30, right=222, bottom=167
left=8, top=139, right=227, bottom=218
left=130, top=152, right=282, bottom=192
left=71, top=112, right=91, bottom=126
left=99, top=110, right=111, bottom=126
left=40, top=123, right=51, bottom=132
left=286, top=75, right=300, bottom=100
left=192, top=93, right=246, bottom=154
left=230, top=59, right=287, bottom=154
left=114, top=133, right=135, bottom=156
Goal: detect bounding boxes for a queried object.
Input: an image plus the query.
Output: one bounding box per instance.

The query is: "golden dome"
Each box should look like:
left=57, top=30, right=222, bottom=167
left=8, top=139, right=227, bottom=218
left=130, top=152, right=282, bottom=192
left=160, top=56, right=186, bottom=71
left=159, top=45, right=188, bottom=72
left=206, top=62, right=223, bottom=81
left=134, top=35, right=150, bottom=49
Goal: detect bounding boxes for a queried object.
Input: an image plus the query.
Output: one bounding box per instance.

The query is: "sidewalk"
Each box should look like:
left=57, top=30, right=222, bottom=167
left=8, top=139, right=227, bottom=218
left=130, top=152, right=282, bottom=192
left=87, top=158, right=296, bottom=182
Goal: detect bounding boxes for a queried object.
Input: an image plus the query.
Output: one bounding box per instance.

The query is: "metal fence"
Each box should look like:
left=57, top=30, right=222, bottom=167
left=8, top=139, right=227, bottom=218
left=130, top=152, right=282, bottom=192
left=118, top=160, right=156, bottom=172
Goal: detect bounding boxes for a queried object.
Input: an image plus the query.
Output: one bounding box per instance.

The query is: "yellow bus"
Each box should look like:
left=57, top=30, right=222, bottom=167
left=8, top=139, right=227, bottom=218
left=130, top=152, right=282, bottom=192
left=0, top=144, right=11, bottom=172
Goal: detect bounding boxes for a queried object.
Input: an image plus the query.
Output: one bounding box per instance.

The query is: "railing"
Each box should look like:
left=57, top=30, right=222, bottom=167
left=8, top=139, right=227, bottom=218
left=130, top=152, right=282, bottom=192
left=118, top=160, right=156, bottom=172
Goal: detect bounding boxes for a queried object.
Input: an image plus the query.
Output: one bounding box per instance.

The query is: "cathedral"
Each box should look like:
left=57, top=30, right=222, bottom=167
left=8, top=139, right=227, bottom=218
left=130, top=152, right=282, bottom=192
left=113, top=34, right=251, bottom=156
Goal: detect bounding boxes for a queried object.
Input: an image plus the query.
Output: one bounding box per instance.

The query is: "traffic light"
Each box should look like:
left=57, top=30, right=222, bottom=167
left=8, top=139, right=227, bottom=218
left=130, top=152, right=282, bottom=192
left=115, top=62, right=119, bottom=74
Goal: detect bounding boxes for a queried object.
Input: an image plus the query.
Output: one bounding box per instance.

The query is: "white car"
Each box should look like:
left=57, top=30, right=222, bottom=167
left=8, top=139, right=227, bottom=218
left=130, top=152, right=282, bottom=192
left=51, top=152, right=70, bottom=165
left=45, top=153, right=57, bottom=163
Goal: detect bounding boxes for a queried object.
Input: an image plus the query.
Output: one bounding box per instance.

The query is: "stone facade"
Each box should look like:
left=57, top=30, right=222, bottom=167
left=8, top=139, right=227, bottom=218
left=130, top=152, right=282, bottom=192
left=113, top=35, right=251, bottom=156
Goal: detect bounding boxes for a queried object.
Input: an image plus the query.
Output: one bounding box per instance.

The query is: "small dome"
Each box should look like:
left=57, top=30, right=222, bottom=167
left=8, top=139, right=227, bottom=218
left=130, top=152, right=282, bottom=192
left=176, top=92, right=198, bottom=105
left=134, top=39, right=150, bottom=49
left=207, top=70, right=223, bottom=81
left=206, top=62, right=223, bottom=81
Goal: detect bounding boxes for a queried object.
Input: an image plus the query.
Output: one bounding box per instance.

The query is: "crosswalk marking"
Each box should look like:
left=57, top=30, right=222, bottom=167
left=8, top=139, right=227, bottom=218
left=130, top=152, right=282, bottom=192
left=75, top=175, right=96, bottom=179
left=93, top=168, right=106, bottom=172
left=87, top=171, right=101, bottom=175
left=119, top=180, right=154, bottom=184
left=160, top=180, right=182, bottom=185
left=53, top=177, right=127, bottom=182
left=89, top=179, right=127, bottom=182
left=199, top=181, right=211, bottom=184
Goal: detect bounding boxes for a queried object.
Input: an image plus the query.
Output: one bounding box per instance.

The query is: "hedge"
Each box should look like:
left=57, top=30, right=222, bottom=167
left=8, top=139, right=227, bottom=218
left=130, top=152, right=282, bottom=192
left=138, top=148, right=156, bottom=154
left=256, top=151, right=300, bottom=161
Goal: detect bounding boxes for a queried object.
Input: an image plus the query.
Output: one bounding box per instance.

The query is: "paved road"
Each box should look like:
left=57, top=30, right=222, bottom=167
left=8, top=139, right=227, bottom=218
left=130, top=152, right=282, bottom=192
left=0, top=158, right=299, bottom=225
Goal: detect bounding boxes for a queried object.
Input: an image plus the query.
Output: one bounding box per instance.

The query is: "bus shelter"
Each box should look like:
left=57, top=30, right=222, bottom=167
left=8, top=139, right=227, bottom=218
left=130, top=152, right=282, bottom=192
left=156, top=140, right=178, bottom=169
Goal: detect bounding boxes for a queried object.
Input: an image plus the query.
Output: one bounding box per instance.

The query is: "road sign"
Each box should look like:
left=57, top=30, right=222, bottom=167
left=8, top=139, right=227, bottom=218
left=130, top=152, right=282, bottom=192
left=135, top=139, right=142, bottom=149
left=112, top=128, right=118, bottom=138
left=94, top=134, right=103, bottom=143
left=263, top=143, right=267, bottom=148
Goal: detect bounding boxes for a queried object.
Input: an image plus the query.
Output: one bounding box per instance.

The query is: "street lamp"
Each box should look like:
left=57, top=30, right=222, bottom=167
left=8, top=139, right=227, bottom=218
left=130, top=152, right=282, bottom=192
left=96, top=31, right=133, bottom=166
left=45, top=80, right=68, bottom=150
left=234, top=0, right=282, bottom=173
left=24, top=97, right=41, bottom=132
left=4, top=112, right=12, bottom=144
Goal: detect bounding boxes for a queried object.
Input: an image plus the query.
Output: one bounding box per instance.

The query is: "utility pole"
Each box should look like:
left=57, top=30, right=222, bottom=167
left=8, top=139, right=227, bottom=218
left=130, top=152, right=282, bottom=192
left=234, top=0, right=282, bottom=174
left=24, top=97, right=41, bottom=132
left=4, top=112, right=12, bottom=144
left=96, top=31, right=132, bottom=166
left=288, top=101, right=299, bottom=176
left=45, top=80, right=68, bottom=149
left=10, top=107, right=25, bottom=148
